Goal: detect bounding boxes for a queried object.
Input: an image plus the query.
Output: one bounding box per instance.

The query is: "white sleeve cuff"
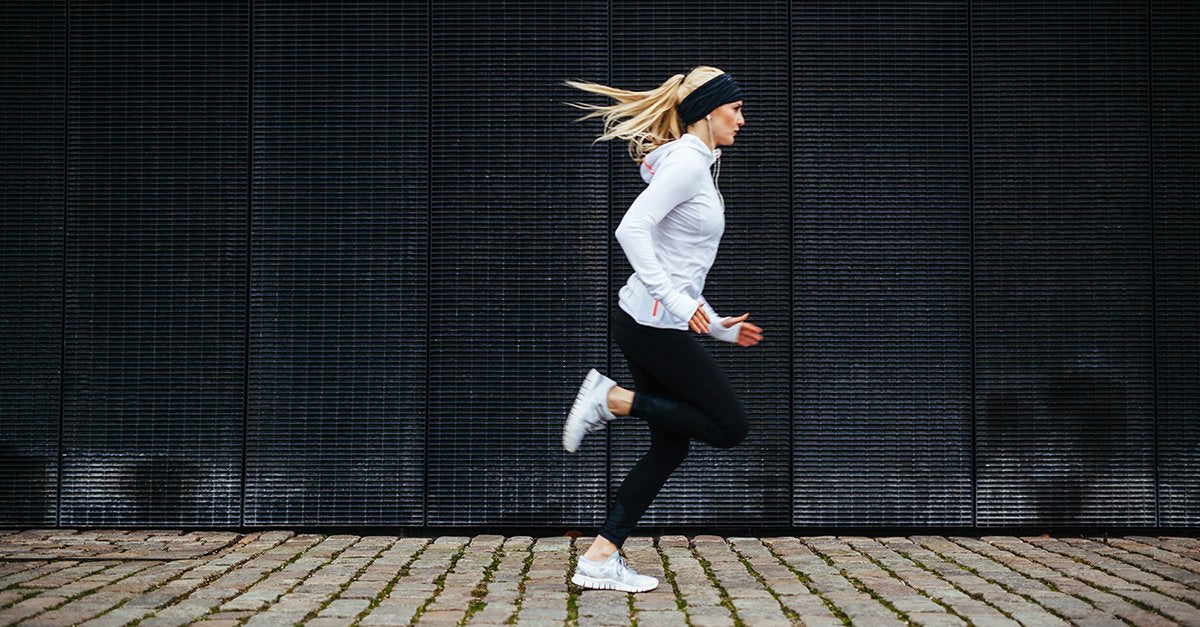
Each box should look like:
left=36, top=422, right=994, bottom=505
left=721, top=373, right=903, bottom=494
left=709, top=318, right=742, bottom=343
left=662, top=292, right=701, bottom=324
left=700, top=299, right=742, bottom=343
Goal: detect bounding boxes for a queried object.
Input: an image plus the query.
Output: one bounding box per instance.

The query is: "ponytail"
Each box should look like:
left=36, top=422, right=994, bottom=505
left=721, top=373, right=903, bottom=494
left=562, top=66, right=725, bottom=164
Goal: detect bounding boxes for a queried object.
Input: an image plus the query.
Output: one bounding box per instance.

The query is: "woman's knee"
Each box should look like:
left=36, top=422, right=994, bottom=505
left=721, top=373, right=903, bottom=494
left=653, top=437, right=690, bottom=466
left=710, top=409, right=749, bottom=449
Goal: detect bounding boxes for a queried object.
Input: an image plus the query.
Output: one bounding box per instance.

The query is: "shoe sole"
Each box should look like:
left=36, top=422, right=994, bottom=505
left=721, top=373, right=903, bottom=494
left=563, top=368, right=604, bottom=452
left=570, top=572, right=658, bottom=593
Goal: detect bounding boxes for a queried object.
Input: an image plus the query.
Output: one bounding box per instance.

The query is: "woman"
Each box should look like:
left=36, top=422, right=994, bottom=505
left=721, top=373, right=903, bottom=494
left=559, top=66, right=764, bottom=593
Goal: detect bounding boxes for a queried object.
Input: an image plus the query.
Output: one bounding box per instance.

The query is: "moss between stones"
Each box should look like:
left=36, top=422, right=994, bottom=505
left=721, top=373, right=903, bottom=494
left=690, top=543, right=745, bottom=627
left=350, top=538, right=431, bottom=625
left=409, top=540, right=469, bottom=624
left=759, top=541, right=851, bottom=626
left=505, top=541, right=536, bottom=625
left=728, top=541, right=801, bottom=623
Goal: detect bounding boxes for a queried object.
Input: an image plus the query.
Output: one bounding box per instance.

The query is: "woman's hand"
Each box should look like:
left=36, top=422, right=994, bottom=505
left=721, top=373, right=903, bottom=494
left=687, top=304, right=711, bottom=334
left=689, top=307, right=764, bottom=347
left=722, top=313, right=764, bottom=347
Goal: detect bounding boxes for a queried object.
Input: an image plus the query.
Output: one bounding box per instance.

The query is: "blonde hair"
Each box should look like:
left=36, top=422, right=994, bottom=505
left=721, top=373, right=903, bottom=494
left=561, top=66, right=727, bottom=165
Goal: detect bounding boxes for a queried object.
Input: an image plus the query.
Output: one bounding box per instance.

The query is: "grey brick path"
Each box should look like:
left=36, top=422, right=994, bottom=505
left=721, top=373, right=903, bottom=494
left=0, top=530, right=1198, bottom=625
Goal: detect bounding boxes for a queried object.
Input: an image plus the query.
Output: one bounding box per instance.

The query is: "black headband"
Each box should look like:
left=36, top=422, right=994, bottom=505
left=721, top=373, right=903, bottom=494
left=676, top=73, right=745, bottom=126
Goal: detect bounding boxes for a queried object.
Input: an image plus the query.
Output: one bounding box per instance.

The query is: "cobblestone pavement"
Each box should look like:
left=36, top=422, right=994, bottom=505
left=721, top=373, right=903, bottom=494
left=0, top=530, right=1198, bottom=626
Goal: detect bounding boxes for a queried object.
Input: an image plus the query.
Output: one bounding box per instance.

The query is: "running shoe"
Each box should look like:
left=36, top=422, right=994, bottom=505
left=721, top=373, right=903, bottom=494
left=562, top=368, right=618, bottom=452
left=572, top=550, right=659, bottom=592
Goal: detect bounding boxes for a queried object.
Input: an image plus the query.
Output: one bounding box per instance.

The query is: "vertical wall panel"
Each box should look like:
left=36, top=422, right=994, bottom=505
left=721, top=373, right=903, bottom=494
left=245, top=1, right=427, bottom=525
left=0, top=1, right=1193, bottom=530
left=425, top=1, right=610, bottom=525
left=973, top=0, right=1155, bottom=525
left=1153, top=1, right=1199, bottom=527
left=0, top=1, right=64, bottom=526
left=792, top=2, right=974, bottom=525
left=62, top=1, right=246, bottom=525
left=608, top=1, right=792, bottom=526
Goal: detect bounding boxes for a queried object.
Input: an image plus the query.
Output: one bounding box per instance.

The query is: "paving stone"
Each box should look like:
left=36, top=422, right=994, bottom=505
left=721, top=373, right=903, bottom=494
left=1034, top=535, right=1200, bottom=601
left=21, top=560, right=120, bottom=588
left=687, top=607, right=737, bottom=627
left=318, top=597, right=370, bottom=617
left=302, top=618, right=351, bottom=627
left=358, top=601, right=422, bottom=625
left=577, top=588, right=632, bottom=620
left=633, top=609, right=690, bottom=625
left=137, top=601, right=214, bottom=627
left=2, top=531, right=1197, bottom=626
left=465, top=601, right=517, bottom=624
left=0, top=595, right=69, bottom=625
left=877, top=536, right=1053, bottom=626
left=905, top=610, right=969, bottom=626
left=513, top=606, right=568, bottom=620
left=947, top=535, right=1177, bottom=626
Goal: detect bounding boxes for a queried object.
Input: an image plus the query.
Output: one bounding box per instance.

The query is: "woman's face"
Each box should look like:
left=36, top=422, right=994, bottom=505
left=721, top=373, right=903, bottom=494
left=710, top=100, right=745, bottom=147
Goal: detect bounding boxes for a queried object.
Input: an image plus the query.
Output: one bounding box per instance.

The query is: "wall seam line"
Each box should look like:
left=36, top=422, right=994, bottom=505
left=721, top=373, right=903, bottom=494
left=58, top=0, right=70, bottom=528
left=1146, top=0, right=1158, bottom=528
left=423, top=0, right=432, bottom=527
left=967, top=0, right=977, bottom=528
left=239, top=0, right=253, bottom=528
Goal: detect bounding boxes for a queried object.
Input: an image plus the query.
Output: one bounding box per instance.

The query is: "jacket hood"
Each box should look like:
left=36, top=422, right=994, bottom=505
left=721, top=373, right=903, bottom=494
left=640, top=133, right=721, bottom=184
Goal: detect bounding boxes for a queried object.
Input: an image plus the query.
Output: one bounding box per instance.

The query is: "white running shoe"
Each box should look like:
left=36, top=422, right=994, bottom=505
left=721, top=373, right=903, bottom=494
left=562, top=368, right=618, bottom=452
left=572, top=551, right=659, bottom=592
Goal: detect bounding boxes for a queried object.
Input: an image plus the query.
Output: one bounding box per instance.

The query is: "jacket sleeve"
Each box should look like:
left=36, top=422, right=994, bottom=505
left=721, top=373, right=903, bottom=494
left=700, top=298, right=742, bottom=344
left=614, top=154, right=703, bottom=322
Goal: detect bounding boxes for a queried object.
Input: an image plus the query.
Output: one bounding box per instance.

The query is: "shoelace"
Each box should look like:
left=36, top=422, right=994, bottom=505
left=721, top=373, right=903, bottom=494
left=610, top=553, right=637, bottom=577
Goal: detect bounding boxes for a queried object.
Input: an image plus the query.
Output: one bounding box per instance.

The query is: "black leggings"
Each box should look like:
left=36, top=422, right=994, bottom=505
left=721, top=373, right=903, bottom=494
left=597, top=304, right=749, bottom=549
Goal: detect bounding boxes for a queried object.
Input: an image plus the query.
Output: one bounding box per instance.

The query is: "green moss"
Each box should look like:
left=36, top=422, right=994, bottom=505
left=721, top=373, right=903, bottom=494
left=729, top=542, right=800, bottom=623
left=351, top=538, right=431, bottom=626
left=409, top=541, right=469, bottom=624
left=505, top=542, right=536, bottom=625
left=761, top=540, right=851, bottom=626
left=690, top=544, right=745, bottom=627
left=654, top=544, right=690, bottom=617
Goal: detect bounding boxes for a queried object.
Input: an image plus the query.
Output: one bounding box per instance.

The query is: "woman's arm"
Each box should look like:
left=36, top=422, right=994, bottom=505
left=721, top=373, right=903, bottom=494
left=614, top=154, right=704, bottom=322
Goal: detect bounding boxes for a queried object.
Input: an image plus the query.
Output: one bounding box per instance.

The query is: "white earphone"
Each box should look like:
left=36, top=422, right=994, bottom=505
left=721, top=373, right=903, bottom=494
left=703, top=115, right=721, bottom=190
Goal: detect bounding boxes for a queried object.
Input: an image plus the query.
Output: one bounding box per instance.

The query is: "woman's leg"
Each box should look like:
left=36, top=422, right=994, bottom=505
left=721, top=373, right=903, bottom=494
left=611, top=307, right=749, bottom=450
left=584, top=306, right=749, bottom=556
left=590, top=358, right=690, bottom=555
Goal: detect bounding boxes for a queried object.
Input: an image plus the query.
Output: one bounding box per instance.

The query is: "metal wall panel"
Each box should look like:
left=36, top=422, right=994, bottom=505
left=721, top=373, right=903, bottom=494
left=0, top=1, right=64, bottom=526
left=425, top=1, right=610, bottom=525
left=792, top=2, right=974, bottom=526
left=1153, top=0, right=1199, bottom=527
left=61, top=1, right=246, bottom=525
left=607, top=1, right=792, bottom=526
left=244, top=1, right=428, bottom=525
left=973, top=0, right=1156, bottom=525
left=0, top=0, right=1193, bottom=529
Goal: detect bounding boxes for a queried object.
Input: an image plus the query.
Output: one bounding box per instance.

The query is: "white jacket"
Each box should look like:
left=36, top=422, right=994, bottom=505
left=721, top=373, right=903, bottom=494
left=615, top=133, right=743, bottom=343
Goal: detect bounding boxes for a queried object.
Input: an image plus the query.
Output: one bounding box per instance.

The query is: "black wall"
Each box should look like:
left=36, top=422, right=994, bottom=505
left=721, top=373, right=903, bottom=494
left=1, top=1, right=1196, bottom=529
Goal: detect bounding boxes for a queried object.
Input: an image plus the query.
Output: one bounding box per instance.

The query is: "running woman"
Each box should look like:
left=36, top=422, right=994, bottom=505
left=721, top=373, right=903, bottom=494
left=559, top=66, right=764, bottom=593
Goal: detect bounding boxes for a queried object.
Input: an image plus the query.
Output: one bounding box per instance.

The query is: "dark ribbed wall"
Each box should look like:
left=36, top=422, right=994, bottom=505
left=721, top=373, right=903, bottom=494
left=426, top=1, right=610, bottom=526
left=0, top=1, right=1195, bottom=529
left=973, top=0, right=1157, bottom=526
left=244, top=2, right=428, bottom=526
left=1153, top=1, right=1200, bottom=526
left=0, top=2, right=64, bottom=525
left=61, top=2, right=247, bottom=526
left=792, top=2, right=974, bottom=526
